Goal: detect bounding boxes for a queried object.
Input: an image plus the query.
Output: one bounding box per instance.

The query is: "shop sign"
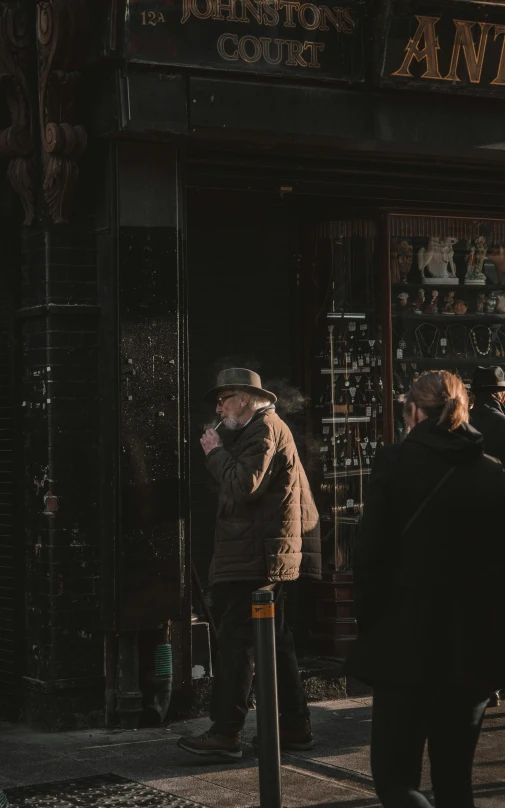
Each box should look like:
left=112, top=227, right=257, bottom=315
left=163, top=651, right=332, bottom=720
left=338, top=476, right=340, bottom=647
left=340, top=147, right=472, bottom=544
left=126, top=0, right=364, bottom=82
left=381, top=1, right=505, bottom=96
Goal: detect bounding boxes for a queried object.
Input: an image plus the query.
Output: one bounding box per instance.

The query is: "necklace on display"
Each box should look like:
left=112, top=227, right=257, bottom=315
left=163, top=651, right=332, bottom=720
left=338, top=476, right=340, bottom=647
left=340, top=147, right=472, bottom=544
left=393, top=330, right=408, bottom=360
left=490, top=325, right=504, bottom=358
left=470, top=327, right=492, bottom=357
left=447, top=325, right=468, bottom=359
left=497, top=329, right=505, bottom=357
left=415, top=324, right=440, bottom=358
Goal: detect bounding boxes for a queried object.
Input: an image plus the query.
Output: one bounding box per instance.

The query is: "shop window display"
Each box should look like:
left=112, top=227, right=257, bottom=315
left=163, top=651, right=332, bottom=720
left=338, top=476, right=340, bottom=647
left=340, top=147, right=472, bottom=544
left=305, top=212, right=505, bottom=657
left=306, top=220, right=384, bottom=656
left=390, top=214, right=505, bottom=441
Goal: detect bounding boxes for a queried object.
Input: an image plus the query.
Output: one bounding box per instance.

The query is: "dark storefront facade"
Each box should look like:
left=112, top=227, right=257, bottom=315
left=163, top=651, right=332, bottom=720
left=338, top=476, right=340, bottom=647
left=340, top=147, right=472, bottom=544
left=2, top=0, right=505, bottom=729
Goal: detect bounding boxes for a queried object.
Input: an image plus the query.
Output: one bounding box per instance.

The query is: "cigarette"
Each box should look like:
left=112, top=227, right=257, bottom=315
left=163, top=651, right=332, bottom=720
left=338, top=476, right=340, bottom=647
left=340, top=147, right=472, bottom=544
left=214, top=421, right=222, bottom=431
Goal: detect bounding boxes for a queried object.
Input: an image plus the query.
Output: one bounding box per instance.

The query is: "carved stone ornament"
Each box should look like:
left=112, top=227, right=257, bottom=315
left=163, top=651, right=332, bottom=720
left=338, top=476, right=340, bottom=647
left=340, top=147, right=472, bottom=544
left=0, top=2, right=36, bottom=225
left=37, top=0, right=89, bottom=224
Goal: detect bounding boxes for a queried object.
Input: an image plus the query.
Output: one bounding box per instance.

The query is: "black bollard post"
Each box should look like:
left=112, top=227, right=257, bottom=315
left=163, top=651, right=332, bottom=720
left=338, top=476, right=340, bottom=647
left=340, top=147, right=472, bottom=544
left=253, top=590, right=282, bottom=808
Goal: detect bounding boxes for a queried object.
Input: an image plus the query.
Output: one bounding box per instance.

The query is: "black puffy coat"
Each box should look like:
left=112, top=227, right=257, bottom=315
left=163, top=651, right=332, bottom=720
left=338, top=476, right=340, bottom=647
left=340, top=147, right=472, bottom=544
left=206, top=407, right=321, bottom=585
left=470, top=394, right=505, bottom=466
left=345, top=418, right=505, bottom=690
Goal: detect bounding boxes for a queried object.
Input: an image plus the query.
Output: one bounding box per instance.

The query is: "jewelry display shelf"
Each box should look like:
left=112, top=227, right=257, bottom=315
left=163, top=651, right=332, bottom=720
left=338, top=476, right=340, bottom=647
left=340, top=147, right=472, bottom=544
left=320, top=513, right=361, bottom=525
left=397, top=357, right=503, bottom=365
left=322, top=416, right=371, bottom=424
left=324, top=468, right=372, bottom=479
left=392, top=282, right=505, bottom=292
left=392, top=313, right=505, bottom=323
left=321, top=367, right=372, bottom=375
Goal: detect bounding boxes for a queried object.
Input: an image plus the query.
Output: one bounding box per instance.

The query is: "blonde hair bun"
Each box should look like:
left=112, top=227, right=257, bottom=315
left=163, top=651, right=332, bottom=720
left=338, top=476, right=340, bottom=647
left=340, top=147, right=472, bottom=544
left=403, top=371, right=469, bottom=431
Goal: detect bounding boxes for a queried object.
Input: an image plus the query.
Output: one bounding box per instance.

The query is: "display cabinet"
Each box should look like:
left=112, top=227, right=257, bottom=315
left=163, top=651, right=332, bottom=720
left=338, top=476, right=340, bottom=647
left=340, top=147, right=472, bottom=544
left=304, top=212, right=505, bottom=658
left=304, top=219, right=385, bottom=657
left=388, top=214, right=505, bottom=441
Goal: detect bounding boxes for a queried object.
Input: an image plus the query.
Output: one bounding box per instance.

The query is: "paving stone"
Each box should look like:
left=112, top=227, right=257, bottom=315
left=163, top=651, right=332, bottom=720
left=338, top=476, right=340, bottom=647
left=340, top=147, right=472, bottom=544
left=0, top=758, right=103, bottom=788
left=1, top=697, right=504, bottom=805
left=145, top=776, right=257, bottom=808
left=5, top=774, right=210, bottom=808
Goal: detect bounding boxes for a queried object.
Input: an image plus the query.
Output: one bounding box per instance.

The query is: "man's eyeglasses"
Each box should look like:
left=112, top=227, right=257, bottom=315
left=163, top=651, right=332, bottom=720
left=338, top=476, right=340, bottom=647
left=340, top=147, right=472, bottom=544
left=216, top=393, right=237, bottom=406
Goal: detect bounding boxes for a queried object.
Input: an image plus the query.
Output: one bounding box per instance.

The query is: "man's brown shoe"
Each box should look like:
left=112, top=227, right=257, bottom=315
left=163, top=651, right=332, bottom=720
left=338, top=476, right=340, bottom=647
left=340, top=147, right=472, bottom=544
left=280, top=724, right=315, bottom=751
left=177, top=728, right=242, bottom=760
left=252, top=721, right=315, bottom=752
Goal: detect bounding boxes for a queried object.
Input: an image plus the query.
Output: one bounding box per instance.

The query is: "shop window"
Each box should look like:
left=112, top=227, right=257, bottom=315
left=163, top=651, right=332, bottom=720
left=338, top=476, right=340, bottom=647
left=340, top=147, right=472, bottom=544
left=305, top=218, right=383, bottom=657
left=390, top=214, right=505, bottom=441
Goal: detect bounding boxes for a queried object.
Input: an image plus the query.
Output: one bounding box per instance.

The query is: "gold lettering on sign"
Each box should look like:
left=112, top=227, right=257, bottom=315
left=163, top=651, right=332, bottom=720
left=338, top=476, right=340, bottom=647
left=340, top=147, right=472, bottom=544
left=391, top=15, right=442, bottom=80
left=392, top=15, right=505, bottom=87
left=443, top=20, right=493, bottom=83
left=260, top=36, right=284, bottom=63
left=216, top=31, right=325, bottom=66
left=217, top=32, right=239, bottom=58
left=212, top=0, right=242, bottom=22
left=242, top=0, right=262, bottom=24
left=262, top=2, right=280, bottom=26
left=298, top=3, right=320, bottom=31
left=491, top=25, right=505, bottom=85
left=141, top=9, right=166, bottom=24
left=180, top=0, right=355, bottom=31
left=279, top=1, right=300, bottom=28
left=305, top=40, right=325, bottom=65
left=141, top=0, right=354, bottom=71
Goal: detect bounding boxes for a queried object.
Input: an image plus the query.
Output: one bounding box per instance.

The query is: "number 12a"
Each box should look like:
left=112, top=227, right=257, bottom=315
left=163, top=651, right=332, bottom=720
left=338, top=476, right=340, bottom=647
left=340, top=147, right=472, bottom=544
left=140, top=10, right=166, bottom=25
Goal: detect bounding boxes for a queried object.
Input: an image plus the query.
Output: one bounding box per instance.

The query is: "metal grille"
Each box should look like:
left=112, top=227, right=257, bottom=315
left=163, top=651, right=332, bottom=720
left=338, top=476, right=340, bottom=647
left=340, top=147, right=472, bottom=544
left=5, top=775, right=210, bottom=808
left=315, top=219, right=377, bottom=240
left=0, top=272, right=14, bottom=720
left=390, top=214, right=505, bottom=242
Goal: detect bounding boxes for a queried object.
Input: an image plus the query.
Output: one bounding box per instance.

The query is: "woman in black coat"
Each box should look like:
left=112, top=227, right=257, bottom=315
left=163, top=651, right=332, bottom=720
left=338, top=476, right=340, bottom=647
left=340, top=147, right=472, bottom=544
left=346, top=370, right=505, bottom=808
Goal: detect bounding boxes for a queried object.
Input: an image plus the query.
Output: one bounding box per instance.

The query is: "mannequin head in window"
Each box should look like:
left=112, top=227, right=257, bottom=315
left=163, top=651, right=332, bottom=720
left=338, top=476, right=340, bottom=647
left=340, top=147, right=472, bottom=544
left=403, top=371, right=469, bottom=432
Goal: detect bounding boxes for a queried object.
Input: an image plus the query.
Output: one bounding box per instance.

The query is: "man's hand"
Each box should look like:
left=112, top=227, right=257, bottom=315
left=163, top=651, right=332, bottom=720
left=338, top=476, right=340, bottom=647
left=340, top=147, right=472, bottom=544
left=201, top=429, right=223, bottom=456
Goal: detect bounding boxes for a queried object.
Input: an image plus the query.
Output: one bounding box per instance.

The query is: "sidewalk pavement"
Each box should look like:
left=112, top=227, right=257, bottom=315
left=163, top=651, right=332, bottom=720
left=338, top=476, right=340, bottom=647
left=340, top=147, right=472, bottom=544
left=1, top=696, right=504, bottom=807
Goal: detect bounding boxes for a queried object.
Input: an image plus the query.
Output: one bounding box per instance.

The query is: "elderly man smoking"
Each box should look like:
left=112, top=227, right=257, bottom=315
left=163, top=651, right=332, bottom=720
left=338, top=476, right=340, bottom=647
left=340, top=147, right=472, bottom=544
left=178, top=368, right=321, bottom=759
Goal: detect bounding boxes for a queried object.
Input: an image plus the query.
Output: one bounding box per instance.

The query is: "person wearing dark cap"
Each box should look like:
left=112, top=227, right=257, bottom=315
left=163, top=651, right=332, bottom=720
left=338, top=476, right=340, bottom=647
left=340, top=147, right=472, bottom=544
left=470, top=366, right=505, bottom=467
left=178, top=368, right=321, bottom=760
left=470, top=366, right=505, bottom=707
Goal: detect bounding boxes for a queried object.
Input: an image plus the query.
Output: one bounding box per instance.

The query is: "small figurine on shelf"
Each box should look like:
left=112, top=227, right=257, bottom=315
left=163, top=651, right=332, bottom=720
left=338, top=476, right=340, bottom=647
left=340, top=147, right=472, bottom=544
left=413, top=289, right=425, bottom=314
left=454, top=299, right=468, bottom=316
left=485, top=293, right=498, bottom=314
left=476, top=292, right=486, bottom=314
left=465, top=236, right=487, bottom=285
left=397, top=240, right=413, bottom=283
left=443, top=291, right=455, bottom=315
left=418, top=236, right=458, bottom=284
left=495, top=293, right=505, bottom=314
left=391, top=239, right=414, bottom=283
left=424, top=289, right=439, bottom=314
left=396, top=291, right=409, bottom=309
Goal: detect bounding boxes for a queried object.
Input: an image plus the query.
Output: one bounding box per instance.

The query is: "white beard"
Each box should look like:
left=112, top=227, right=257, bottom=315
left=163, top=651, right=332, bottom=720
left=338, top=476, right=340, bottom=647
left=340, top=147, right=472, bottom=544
left=223, top=416, right=242, bottom=430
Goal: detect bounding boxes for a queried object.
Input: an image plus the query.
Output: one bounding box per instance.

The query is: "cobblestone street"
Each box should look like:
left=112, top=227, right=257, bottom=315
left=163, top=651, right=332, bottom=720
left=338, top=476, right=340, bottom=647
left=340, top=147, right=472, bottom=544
left=1, top=697, right=504, bottom=807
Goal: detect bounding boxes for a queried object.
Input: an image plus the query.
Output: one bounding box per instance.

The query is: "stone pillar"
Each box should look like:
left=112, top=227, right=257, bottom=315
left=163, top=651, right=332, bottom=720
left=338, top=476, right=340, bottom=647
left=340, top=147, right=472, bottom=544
left=105, top=141, right=192, bottom=722
left=20, top=224, right=104, bottom=729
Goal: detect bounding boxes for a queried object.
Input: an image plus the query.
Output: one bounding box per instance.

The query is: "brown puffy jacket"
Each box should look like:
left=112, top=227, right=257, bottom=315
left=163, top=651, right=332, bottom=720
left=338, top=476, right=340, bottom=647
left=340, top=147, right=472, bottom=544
left=206, top=407, right=321, bottom=584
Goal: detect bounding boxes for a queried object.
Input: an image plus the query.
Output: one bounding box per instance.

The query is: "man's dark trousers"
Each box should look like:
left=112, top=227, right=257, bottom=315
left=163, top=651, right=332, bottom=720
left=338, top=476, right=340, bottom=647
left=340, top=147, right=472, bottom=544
left=371, top=683, right=489, bottom=807
left=210, top=581, right=309, bottom=735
